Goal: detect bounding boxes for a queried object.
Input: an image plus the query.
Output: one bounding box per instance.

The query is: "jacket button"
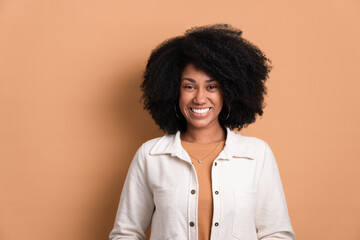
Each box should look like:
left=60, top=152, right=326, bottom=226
left=190, top=221, right=195, bottom=227
left=215, top=191, right=219, bottom=195
left=191, top=189, right=196, bottom=194
left=214, top=222, right=219, bottom=226
left=214, top=162, right=217, bottom=166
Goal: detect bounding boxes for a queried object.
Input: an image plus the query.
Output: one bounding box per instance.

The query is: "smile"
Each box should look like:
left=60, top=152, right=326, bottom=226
left=190, top=107, right=211, bottom=114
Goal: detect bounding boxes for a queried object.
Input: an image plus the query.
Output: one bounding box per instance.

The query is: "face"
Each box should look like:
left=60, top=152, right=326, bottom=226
left=179, top=63, right=223, bottom=131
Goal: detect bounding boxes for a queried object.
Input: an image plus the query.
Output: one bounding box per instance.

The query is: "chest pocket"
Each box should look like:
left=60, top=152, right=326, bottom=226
left=151, top=188, right=178, bottom=240
left=232, top=190, right=258, bottom=240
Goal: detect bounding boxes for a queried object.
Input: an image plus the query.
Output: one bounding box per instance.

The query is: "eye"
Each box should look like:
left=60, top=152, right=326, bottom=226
left=207, top=85, right=218, bottom=90
left=183, top=85, right=195, bottom=90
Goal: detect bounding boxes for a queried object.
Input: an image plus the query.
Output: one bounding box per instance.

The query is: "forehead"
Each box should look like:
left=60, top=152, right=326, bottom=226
left=181, top=63, right=217, bottom=82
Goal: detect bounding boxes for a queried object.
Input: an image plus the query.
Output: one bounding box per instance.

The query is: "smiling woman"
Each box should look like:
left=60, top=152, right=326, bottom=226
left=179, top=63, right=224, bottom=140
left=109, top=24, right=295, bottom=240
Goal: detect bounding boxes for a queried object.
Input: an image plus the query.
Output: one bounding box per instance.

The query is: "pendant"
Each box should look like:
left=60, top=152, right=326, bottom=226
left=198, top=160, right=202, bottom=163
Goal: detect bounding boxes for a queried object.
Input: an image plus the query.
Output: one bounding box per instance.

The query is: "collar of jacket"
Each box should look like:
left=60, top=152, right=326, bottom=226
left=149, top=128, right=256, bottom=163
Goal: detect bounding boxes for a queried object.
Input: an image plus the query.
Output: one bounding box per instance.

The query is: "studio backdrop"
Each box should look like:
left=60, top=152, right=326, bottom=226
left=0, top=0, right=359, bottom=239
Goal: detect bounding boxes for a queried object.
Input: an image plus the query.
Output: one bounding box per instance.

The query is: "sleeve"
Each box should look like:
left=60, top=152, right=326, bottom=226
left=255, top=142, right=295, bottom=239
left=109, top=144, right=154, bottom=240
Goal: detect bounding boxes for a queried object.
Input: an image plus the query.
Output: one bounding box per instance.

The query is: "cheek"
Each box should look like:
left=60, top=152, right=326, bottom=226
left=214, top=93, right=223, bottom=108
left=179, top=91, right=191, bottom=105
left=178, top=93, right=188, bottom=115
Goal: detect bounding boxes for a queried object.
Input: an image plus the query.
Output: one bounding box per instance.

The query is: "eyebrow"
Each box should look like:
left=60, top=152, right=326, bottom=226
left=182, top=78, right=216, bottom=83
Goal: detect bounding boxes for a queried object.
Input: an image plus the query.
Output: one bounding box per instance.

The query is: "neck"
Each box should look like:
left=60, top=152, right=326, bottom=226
left=181, top=124, right=226, bottom=144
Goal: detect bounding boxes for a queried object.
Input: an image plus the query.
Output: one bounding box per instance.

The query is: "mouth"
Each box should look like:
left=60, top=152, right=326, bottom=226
left=190, top=107, right=211, bottom=114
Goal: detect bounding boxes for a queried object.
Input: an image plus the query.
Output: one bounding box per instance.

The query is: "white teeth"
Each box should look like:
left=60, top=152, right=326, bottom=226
left=191, top=108, right=210, bottom=114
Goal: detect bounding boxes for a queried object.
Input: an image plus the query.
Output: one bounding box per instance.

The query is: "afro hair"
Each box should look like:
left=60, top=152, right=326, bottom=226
left=141, top=24, right=272, bottom=134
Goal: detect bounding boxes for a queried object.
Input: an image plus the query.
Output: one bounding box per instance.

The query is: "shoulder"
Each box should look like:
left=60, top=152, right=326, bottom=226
left=139, top=133, right=178, bottom=156
left=227, top=129, right=267, bottom=149
left=225, top=129, right=271, bottom=160
left=143, top=136, right=165, bottom=147
left=141, top=136, right=165, bottom=150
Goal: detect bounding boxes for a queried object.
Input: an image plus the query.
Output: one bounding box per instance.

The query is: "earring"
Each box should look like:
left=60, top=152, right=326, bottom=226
left=224, top=104, right=230, bottom=120
left=174, top=105, right=180, bottom=119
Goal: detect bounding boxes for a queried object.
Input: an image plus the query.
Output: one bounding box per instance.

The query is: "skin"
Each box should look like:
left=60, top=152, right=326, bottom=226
left=179, top=63, right=226, bottom=144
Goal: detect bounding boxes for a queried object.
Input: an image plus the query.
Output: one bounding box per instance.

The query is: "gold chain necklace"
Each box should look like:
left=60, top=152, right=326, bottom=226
left=187, top=141, right=221, bottom=163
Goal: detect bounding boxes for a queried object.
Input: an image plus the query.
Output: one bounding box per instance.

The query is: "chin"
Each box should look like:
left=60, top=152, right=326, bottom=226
left=188, top=120, right=215, bottom=130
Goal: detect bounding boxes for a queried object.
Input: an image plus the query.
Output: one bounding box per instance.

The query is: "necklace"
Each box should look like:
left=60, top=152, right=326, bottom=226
left=187, top=141, right=221, bottom=163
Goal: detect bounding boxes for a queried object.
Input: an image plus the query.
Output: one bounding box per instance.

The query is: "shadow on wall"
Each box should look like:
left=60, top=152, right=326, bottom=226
left=88, top=63, right=162, bottom=239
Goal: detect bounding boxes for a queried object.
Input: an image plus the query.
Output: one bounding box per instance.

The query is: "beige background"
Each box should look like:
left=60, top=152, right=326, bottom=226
left=1, top=0, right=360, bottom=239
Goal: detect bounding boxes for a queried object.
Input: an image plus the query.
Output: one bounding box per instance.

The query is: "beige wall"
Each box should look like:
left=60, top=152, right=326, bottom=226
left=1, top=0, right=360, bottom=239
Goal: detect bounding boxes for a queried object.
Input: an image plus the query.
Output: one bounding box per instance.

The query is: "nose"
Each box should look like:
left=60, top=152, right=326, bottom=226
left=193, top=88, right=207, bottom=105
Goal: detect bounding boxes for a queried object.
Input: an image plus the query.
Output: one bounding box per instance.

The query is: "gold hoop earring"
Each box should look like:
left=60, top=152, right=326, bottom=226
left=174, top=105, right=180, bottom=119
left=224, top=104, right=230, bottom=120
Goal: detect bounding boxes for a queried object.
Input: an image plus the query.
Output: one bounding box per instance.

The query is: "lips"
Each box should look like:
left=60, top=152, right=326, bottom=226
left=190, top=107, right=211, bottom=114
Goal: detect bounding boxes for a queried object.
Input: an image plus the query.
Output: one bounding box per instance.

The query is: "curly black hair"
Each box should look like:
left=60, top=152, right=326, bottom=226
left=141, top=24, right=272, bottom=134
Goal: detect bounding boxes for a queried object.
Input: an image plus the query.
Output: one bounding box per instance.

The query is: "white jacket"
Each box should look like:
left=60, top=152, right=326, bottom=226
left=109, top=128, right=295, bottom=240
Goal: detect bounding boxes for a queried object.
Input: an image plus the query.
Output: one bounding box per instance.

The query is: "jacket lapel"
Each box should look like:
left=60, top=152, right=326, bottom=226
left=149, top=128, right=256, bottom=162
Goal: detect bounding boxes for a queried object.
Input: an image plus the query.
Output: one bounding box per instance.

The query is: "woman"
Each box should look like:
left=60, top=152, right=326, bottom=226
left=110, top=24, right=295, bottom=240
